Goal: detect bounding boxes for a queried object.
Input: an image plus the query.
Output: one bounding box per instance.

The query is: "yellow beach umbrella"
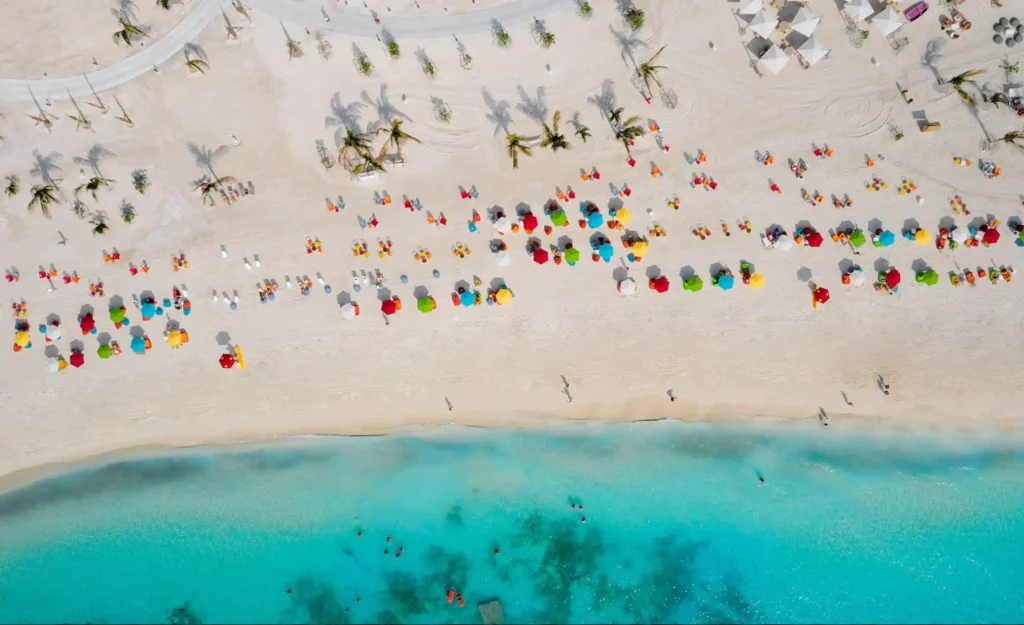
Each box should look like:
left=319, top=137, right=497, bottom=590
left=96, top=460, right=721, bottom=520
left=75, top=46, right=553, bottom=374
left=167, top=330, right=182, bottom=349
left=495, top=288, right=513, bottom=305
left=616, top=208, right=632, bottom=226
left=914, top=229, right=930, bottom=245
left=235, top=345, right=246, bottom=370
left=749, top=273, right=765, bottom=290
left=631, top=240, right=649, bottom=257
left=14, top=331, right=30, bottom=347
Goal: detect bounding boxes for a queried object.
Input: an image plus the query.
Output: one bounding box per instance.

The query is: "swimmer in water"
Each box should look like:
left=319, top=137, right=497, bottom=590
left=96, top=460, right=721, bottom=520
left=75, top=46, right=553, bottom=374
left=494, top=546, right=500, bottom=554
left=759, top=477, right=765, bottom=483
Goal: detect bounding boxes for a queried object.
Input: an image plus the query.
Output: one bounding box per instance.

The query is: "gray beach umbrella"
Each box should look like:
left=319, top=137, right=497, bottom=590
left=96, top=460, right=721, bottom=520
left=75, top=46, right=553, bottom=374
left=1008, top=38, right=1017, bottom=47
left=995, top=34, right=1004, bottom=44
left=1016, top=33, right=1023, bottom=42
left=995, top=23, right=1005, bottom=32
left=998, top=17, right=1009, bottom=26
left=1012, top=17, right=1021, bottom=26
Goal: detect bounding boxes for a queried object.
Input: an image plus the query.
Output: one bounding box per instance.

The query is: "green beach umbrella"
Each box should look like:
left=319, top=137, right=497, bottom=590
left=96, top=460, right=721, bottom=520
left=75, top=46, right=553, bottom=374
left=417, top=297, right=435, bottom=313
left=109, top=307, right=125, bottom=324
left=97, top=343, right=112, bottom=359
left=849, top=230, right=866, bottom=247
left=916, top=269, right=938, bottom=286
left=564, top=247, right=580, bottom=265
left=550, top=210, right=568, bottom=227
left=683, top=275, right=704, bottom=292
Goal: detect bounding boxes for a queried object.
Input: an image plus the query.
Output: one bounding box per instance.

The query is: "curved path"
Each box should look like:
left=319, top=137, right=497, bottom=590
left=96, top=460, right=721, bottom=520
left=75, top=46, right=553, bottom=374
left=0, top=0, right=572, bottom=103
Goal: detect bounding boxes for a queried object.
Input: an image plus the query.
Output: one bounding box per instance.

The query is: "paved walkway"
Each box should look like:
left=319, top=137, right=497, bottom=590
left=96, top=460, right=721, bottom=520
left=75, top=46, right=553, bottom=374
left=0, top=0, right=572, bottom=103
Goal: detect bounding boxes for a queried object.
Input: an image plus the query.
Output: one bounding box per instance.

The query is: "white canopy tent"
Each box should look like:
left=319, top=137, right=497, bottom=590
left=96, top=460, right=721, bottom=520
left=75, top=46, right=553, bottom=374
left=849, top=268, right=865, bottom=287
left=843, top=0, right=872, bottom=23
left=872, top=6, right=904, bottom=36
left=790, top=7, right=821, bottom=36
left=797, top=35, right=830, bottom=66
left=759, top=44, right=790, bottom=75
left=738, top=0, right=763, bottom=16
left=749, top=9, right=779, bottom=38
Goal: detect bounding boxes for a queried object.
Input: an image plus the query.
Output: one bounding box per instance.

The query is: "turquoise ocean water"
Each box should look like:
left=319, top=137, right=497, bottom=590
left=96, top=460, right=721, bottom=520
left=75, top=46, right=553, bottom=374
left=1, top=421, right=1023, bottom=624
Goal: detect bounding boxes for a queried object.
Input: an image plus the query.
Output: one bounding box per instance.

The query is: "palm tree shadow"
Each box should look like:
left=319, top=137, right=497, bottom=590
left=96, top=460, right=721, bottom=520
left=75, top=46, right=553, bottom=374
left=183, top=42, right=208, bottom=62
left=30, top=150, right=63, bottom=186
left=73, top=144, right=116, bottom=178
left=920, top=38, right=946, bottom=87
left=187, top=143, right=231, bottom=179
left=360, top=85, right=410, bottom=132
left=482, top=87, right=513, bottom=137
left=516, top=85, right=548, bottom=124
left=609, top=24, right=647, bottom=73
left=587, top=80, right=617, bottom=120
left=114, top=0, right=138, bottom=23
left=324, top=93, right=366, bottom=146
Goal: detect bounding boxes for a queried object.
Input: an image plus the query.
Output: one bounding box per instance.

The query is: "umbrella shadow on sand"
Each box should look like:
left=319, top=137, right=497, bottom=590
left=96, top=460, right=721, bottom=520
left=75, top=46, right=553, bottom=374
left=96, top=332, right=112, bottom=346
left=69, top=340, right=85, bottom=353
left=46, top=312, right=60, bottom=325
left=902, top=218, right=920, bottom=235
left=44, top=345, right=60, bottom=358
left=515, top=202, right=533, bottom=218
left=79, top=304, right=95, bottom=318
left=911, top=258, right=931, bottom=274
left=377, top=287, right=392, bottom=302
left=489, top=277, right=507, bottom=292
left=129, top=326, right=146, bottom=339
left=612, top=267, right=629, bottom=283
left=413, top=285, right=430, bottom=300
left=679, top=265, right=696, bottom=281
left=336, top=291, right=353, bottom=307
left=215, top=331, right=232, bottom=347
left=107, top=295, right=124, bottom=311
left=710, top=262, right=729, bottom=278
left=796, top=267, right=813, bottom=283
left=873, top=258, right=891, bottom=274
left=838, top=259, right=857, bottom=275
left=645, top=265, right=662, bottom=280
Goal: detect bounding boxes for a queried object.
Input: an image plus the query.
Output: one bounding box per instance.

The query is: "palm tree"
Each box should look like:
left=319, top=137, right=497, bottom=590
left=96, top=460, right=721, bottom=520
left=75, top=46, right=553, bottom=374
left=613, top=113, right=645, bottom=156
left=540, top=110, right=571, bottom=152
left=575, top=124, right=592, bottom=143
left=998, top=129, right=1024, bottom=147
left=376, top=119, right=421, bottom=160
left=157, top=0, right=173, bottom=8
left=90, top=216, right=110, bottom=235
left=638, top=46, right=666, bottom=96
left=986, top=92, right=1009, bottom=109
left=27, top=184, right=61, bottom=219
left=352, top=153, right=386, bottom=174
left=338, top=129, right=373, bottom=170
left=186, top=59, right=210, bottom=74
left=506, top=134, right=533, bottom=169
left=113, top=18, right=145, bottom=47
left=947, top=69, right=986, bottom=107
left=194, top=175, right=236, bottom=204
left=4, top=175, right=19, bottom=197
left=74, top=177, right=115, bottom=201
left=607, top=107, right=625, bottom=126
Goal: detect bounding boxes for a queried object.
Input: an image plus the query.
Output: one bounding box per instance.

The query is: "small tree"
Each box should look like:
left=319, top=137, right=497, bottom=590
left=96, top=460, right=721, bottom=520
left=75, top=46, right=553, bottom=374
left=90, top=216, right=110, bottom=235
left=316, top=140, right=335, bottom=170
left=506, top=134, right=533, bottom=169
left=496, top=27, right=512, bottom=48
left=113, top=19, right=145, bottom=46
left=72, top=199, right=88, bottom=218
left=575, top=125, right=592, bottom=143
left=540, top=32, right=556, bottom=48
left=357, top=56, right=373, bottom=76
left=624, top=7, right=645, bottom=30
left=287, top=40, right=302, bottom=59
left=423, top=59, right=436, bottom=78
left=387, top=40, right=401, bottom=59
left=4, top=175, right=19, bottom=197
left=74, top=177, right=115, bottom=201
left=638, top=46, right=666, bottom=96
left=987, top=92, right=1008, bottom=109
left=998, top=129, right=1024, bottom=147
left=132, top=169, right=150, bottom=194
left=578, top=1, right=593, bottom=17
left=27, top=184, right=60, bottom=218
left=540, top=110, right=570, bottom=152
left=120, top=199, right=137, bottom=223
left=186, top=59, right=210, bottom=74
left=157, top=0, right=173, bottom=9
left=460, top=51, right=472, bottom=69
left=947, top=69, right=986, bottom=107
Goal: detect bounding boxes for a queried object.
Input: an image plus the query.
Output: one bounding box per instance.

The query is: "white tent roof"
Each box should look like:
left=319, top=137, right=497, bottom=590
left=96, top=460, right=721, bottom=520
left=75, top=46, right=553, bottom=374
left=844, top=0, right=872, bottom=23
left=849, top=269, right=865, bottom=287
left=797, top=35, right=830, bottom=66
left=495, top=250, right=511, bottom=267
left=618, top=278, right=637, bottom=295
left=872, top=6, right=904, bottom=36
left=790, top=7, right=820, bottom=36
left=774, top=233, right=794, bottom=251
left=759, top=44, right=789, bottom=75
left=339, top=302, right=356, bottom=319
left=749, top=9, right=779, bottom=38
left=738, top=0, right=763, bottom=16
left=492, top=216, right=511, bottom=234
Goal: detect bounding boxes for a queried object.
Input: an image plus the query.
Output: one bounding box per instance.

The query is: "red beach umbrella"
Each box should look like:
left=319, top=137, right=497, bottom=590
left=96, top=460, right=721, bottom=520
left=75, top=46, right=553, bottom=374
left=79, top=314, right=95, bottom=335
left=533, top=248, right=549, bottom=265
left=982, top=229, right=1000, bottom=245
left=522, top=213, right=539, bottom=233
left=219, top=353, right=236, bottom=369
left=806, top=232, right=824, bottom=248
left=885, top=269, right=901, bottom=288
left=813, top=287, right=830, bottom=304
left=650, top=276, right=670, bottom=293
left=69, top=350, right=85, bottom=368
left=381, top=300, right=398, bottom=316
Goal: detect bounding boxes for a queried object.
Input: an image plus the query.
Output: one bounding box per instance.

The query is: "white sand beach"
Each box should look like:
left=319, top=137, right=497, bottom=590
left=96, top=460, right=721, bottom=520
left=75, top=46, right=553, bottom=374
left=2, top=0, right=1024, bottom=481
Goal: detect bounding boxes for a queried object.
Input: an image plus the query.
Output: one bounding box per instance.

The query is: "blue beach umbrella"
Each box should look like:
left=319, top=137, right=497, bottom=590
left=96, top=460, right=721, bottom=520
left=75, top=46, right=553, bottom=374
left=130, top=335, right=146, bottom=354
left=459, top=290, right=475, bottom=307
left=875, top=230, right=895, bottom=247
left=140, top=302, right=156, bottom=319
left=598, top=242, right=614, bottom=262
left=717, top=274, right=735, bottom=291
left=587, top=211, right=604, bottom=229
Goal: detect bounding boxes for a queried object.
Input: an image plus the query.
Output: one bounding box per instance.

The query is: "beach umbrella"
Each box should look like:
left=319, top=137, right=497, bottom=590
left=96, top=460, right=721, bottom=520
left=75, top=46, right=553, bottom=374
left=234, top=345, right=246, bottom=370
left=618, top=278, right=637, bottom=294
left=549, top=210, right=568, bottom=227
left=219, top=353, right=236, bottom=369
left=493, top=216, right=512, bottom=234
left=339, top=302, right=357, bottom=319
left=45, top=323, right=61, bottom=342
left=797, top=35, right=830, bottom=67
left=717, top=274, right=735, bottom=291
left=790, top=7, right=820, bottom=36
left=885, top=269, right=901, bottom=288
left=69, top=350, right=85, bottom=368
left=495, top=249, right=511, bottom=267
left=749, top=273, right=765, bottom=290
left=598, top=242, right=615, bottom=262
left=130, top=335, right=147, bottom=354
left=495, top=288, right=513, bottom=305
left=849, top=269, right=865, bottom=287
left=167, top=330, right=182, bottom=349
left=849, top=230, right=866, bottom=247
left=46, top=357, right=61, bottom=373
left=683, top=275, right=704, bottom=292
left=844, top=0, right=872, bottom=22
left=774, top=234, right=794, bottom=251
left=749, top=9, right=778, bottom=38
left=110, top=307, right=126, bottom=325
left=79, top=314, right=96, bottom=335
left=615, top=208, right=632, bottom=227
left=738, top=0, right=762, bottom=16
left=874, top=230, right=895, bottom=247
left=759, top=44, right=789, bottom=75
left=587, top=211, right=604, bottom=229
left=140, top=301, right=157, bottom=320
left=872, top=6, right=904, bottom=37
left=631, top=240, right=649, bottom=258
left=564, top=247, right=581, bottom=265
left=522, top=213, right=539, bottom=233
left=650, top=276, right=670, bottom=293
left=533, top=248, right=549, bottom=265
left=459, top=290, right=476, bottom=307
left=97, top=343, right=113, bottom=359
left=1017, top=231, right=1024, bottom=247
left=806, top=232, right=824, bottom=248
left=813, top=287, right=830, bottom=305
left=914, top=229, right=930, bottom=245
left=951, top=228, right=970, bottom=244
left=381, top=299, right=398, bottom=316
left=417, top=297, right=434, bottom=313
left=14, top=331, right=30, bottom=348
left=983, top=229, right=1000, bottom=245
left=916, top=269, right=938, bottom=286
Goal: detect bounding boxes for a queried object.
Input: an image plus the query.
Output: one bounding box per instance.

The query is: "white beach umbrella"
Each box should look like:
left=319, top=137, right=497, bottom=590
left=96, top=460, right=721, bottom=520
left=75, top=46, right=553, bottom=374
left=759, top=44, right=789, bottom=75
left=790, top=7, right=820, bottom=36
left=849, top=268, right=865, bottom=287
left=495, top=249, right=511, bottom=267
left=797, top=35, right=830, bottom=66
left=872, top=6, right=904, bottom=37
left=749, top=9, right=779, bottom=38
left=738, top=0, right=763, bottom=16
left=46, top=357, right=61, bottom=373
left=844, top=0, right=872, bottom=23
left=618, top=278, right=637, bottom=295
left=492, top=216, right=511, bottom=234
left=339, top=302, right=357, bottom=320
left=774, top=233, right=794, bottom=251
left=950, top=228, right=970, bottom=244
left=45, top=323, right=62, bottom=342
